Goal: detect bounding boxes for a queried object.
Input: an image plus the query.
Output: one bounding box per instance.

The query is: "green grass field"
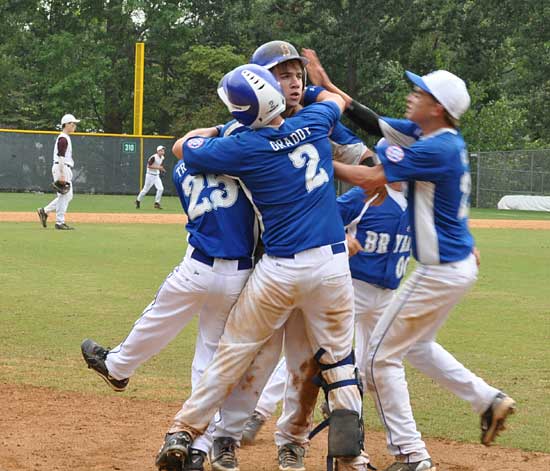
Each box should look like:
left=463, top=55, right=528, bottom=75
left=1, top=194, right=549, bottom=453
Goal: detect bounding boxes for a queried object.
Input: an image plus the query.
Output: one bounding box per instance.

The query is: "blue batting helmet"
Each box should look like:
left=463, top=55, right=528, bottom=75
left=217, top=64, right=286, bottom=129
left=251, top=40, right=309, bottom=70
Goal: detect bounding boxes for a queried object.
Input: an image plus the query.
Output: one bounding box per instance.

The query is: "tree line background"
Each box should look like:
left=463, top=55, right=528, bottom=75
left=1, top=0, right=548, bottom=152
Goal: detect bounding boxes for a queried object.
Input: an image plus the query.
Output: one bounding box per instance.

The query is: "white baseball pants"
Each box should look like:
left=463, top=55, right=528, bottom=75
left=169, top=243, right=361, bottom=437
left=366, top=254, right=498, bottom=462
left=255, top=356, right=288, bottom=419
left=44, top=164, right=73, bottom=224
left=105, top=245, right=252, bottom=453
left=137, top=173, right=164, bottom=203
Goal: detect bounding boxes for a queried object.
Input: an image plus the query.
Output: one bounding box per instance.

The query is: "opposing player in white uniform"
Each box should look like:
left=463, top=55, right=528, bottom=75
left=155, top=64, right=370, bottom=471
left=305, top=51, right=516, bottom=470
left=37, top=113, right=79, bottom=230
left=136, top=145, right=166, bottom=209
left=81, top=143, right=260, bottom=470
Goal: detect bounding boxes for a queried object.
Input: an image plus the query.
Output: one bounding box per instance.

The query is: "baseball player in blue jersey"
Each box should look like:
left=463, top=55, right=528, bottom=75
left=155, top=63, right=370, bottom=471
left=81, top=145, right=263, bottom=470
left=242, top=181, right=410, bottom=447
left=183, top=43, right=374, bottom=471
left=304, top=49, right=516, bottom=471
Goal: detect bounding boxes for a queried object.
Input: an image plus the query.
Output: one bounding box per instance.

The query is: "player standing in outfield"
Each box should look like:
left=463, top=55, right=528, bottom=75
left=136, top=145, right=166, bottom=209
left=37, top=113, right=79, bottom=230
left=304, top=49, right=516, bottom=471
left=155, top=64, right=370, bottom=471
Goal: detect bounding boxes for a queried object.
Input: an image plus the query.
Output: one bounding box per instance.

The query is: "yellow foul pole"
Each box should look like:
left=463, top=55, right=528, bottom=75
left=134, top=42, right=145, bottom=188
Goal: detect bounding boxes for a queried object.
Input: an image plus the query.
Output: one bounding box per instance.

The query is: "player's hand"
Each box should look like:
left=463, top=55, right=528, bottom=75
left=472, top=246, right=481, bottom=267
left=346, top=233, right=362, bottom=257
left=301, top=49, right=330, bottom=87
left=365, top=185, right=388, bottom=207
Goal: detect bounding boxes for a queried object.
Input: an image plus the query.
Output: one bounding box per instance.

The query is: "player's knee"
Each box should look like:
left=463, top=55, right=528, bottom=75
left=327, top=409, right=364, bottom=457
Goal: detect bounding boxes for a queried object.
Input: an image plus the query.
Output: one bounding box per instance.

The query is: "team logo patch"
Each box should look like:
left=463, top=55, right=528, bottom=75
left=187, top=137, right=204, bottom=149
left=386, top=145, right=405, bottom=162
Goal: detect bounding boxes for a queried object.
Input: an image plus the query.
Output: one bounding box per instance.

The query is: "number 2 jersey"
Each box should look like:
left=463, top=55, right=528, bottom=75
left=182, top=102, right=345, bottom=257
left=338, top=186, right=410, bottom=289
left=375, top=118, right=474, bottom=265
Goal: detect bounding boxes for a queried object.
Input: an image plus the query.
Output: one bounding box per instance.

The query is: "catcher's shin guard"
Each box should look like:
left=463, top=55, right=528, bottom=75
left=309, top=348, right=366, bottom=471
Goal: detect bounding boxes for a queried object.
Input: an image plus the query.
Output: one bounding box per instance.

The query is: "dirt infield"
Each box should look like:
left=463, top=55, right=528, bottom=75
left=3, top=213, right=550, bottom=470
left=2, top=211, right=550, bottom=229
left=2, top=383, right=549, bottom=471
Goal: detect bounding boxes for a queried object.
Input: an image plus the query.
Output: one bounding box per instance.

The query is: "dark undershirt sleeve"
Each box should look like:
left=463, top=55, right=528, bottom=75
left=344, top=100, right=383, bottom=136
left=57, top=137, right=68, bottom=157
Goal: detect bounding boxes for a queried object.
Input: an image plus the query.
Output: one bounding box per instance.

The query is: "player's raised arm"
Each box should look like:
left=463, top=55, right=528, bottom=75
left=172, top=126, right=221, bottom=160
left=302, top=48, right=382, bottom=136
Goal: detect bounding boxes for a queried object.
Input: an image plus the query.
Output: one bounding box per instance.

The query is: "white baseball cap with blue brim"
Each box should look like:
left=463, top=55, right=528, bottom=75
left=405, top=70, right=471, bottom=120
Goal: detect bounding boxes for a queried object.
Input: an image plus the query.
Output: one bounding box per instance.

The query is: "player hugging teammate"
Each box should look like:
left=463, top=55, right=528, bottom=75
left=81, top=41, right=516, bottom=471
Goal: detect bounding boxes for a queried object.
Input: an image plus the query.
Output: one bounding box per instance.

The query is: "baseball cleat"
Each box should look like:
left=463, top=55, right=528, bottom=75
left=184, top=447, right=207, bottom=471
left=383, top=458, right=435, bottom=471
left=480, top=392, right=516, bottom=446
left=156, top=432, right=193, bottom=471
left=55, top=223, right=75, bottom=230
left=135, top=200, right=140, bottom=209
left=278, top=443, right=306, bottom=471
left=241, top=410, right=267, bottom=446
left=209, top=437, right=239, bottom=471
left=154, top=202, right=163, bottom=209
left=80, top=339, right=129, bottom=392
left=335, top=451, right=374, bottom=471
left=37, top=208, right=48, bottom=228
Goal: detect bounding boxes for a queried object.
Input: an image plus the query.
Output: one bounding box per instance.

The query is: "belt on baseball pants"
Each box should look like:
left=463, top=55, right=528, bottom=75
left=54, top=162, right=73, bottom=168
left=277, top=242, right=346, bottom=259
left=191, top=247, right=253, bottom=270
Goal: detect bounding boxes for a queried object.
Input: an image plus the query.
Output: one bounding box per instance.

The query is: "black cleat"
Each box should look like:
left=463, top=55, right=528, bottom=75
left=209, top=437, right=239, bottom=471
left=81, top=339, right=129, bottom=392
left=154, top=202, right=163, bottom=209
left=184, top=447, right=207, bottom=471
left=481, top=392, right=516, bottom=446
left=37, top=208, right=48, bottom=228
left=135, top=200, right=140, bottom=209
left=55, top=223, right=75, bottom=230
left=156, top=432, right=193, bottom=471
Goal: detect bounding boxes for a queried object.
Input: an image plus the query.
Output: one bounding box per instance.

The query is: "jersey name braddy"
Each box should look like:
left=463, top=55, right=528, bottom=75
left=269, top=127, right=311, bottom=150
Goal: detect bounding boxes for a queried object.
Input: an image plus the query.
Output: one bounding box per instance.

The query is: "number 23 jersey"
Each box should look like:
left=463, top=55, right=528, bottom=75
left=173, top=159, right=257, bottom=259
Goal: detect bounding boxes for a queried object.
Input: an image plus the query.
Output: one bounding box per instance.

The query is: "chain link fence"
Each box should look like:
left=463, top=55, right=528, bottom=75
left=470, top=149, right=550, bottom=208
left=0, top=130, right=176, bottom=195
left=1, top=131, right=549, bottom=208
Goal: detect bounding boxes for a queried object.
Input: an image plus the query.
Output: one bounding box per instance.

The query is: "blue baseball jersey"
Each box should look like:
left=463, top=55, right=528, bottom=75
left=338, top=186, right=410, bottom=289
left=173, top=159, right=257, bottom=259
left=376, top=128, right=474, bottom=264
left=183, top=101, right=346, bottom=257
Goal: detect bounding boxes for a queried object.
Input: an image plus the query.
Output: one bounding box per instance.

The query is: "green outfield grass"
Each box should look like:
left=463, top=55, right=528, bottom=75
left=1, top=191, right=550, bottom=220
left=0, top=201, right=549, bottom=453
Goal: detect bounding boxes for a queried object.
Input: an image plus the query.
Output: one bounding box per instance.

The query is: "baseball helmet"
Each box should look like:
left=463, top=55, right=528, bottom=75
left=217, top=64, right=286, bottom=129
left=251, top=40, right=309, bottom=70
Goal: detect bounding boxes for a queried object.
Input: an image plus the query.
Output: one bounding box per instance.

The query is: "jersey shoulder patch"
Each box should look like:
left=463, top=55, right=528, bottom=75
left=386, top=145, right=405, bottom=163
left=187, top=137, right=205, bottom=149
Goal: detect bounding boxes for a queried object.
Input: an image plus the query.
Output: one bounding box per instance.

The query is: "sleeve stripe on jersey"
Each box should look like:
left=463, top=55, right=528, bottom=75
left=379, top=120, right=417, bottom=147
left=413, top=181, right=439, bottom=264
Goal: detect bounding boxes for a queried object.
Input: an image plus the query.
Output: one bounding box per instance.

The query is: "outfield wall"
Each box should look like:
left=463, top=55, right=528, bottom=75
left=1, top=130, right=550, bottom=207
left=0, top=130, right=176, bottom=195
